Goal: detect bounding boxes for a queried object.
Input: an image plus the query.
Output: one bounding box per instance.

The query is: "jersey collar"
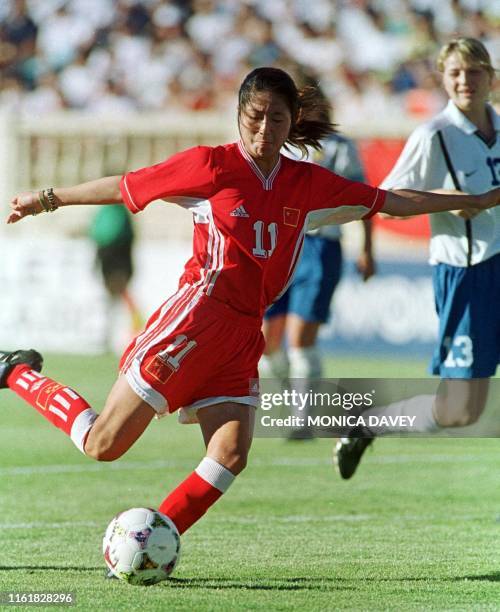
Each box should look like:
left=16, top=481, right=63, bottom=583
left=445, top=100, right=500, bottom=136
left=237, top=141, right=282, bottom=191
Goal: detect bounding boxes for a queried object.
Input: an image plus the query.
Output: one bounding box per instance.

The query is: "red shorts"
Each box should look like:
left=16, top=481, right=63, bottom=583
left=120, top=285, right=264, bottom=422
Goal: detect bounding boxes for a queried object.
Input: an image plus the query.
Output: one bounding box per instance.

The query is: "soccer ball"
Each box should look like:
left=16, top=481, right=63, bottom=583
left=103, top=507, right=180, bottom=586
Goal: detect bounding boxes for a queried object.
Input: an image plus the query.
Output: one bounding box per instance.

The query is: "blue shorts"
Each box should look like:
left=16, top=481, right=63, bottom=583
left=430, top=252, right=500, bottom=378
left=265, top=235, right=342, bottom=324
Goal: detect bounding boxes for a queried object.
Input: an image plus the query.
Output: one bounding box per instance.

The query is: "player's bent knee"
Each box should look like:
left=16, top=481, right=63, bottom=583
left=85, top=442, right=125, bottom=462
left=84, top=378, right=156, bottom=461
left=83, top=430, right=126, bottom=462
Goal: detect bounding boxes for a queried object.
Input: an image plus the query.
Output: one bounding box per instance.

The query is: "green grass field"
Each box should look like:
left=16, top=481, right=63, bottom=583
left=1, top=354, right=500, bottom=611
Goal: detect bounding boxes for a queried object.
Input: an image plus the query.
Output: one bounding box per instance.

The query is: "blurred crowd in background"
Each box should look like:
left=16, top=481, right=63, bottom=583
left=1, top=0, right=499, bottom=125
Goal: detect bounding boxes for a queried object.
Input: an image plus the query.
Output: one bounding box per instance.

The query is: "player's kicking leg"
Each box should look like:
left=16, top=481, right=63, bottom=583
left=2, top=347, right=155, bottom=458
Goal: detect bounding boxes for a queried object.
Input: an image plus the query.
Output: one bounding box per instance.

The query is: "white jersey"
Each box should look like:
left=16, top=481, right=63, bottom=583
left=285, top=134, right=366, bottom=240
left=380, top=100, right=500, bottom=267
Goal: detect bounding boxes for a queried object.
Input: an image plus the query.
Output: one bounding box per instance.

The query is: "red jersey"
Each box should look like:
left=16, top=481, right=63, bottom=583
left=120, top=142, right=385, bottom=318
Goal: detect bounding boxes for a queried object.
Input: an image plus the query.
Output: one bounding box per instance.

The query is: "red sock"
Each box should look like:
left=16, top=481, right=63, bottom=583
left=7, top=364, right=97, bottom=452
left=159, top=457, right=235, bottom=534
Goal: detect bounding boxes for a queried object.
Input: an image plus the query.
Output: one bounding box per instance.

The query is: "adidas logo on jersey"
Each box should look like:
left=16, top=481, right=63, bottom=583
left=230, top=205, right=249, bottom=218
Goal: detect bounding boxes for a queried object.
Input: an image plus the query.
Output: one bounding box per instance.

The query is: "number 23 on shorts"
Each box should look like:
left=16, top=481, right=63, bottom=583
left=443, top=335, right=474, bottom=368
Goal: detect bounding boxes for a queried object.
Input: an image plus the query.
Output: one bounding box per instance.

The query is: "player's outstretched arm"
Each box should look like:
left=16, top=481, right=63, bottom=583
left=7, top=176, right=123, bottom=224
left=381, top=187, right=500, bottom=218
left=429, top=189, right=483, bottom=220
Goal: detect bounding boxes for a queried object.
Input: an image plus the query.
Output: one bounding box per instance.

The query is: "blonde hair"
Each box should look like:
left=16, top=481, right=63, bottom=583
left=437, top=37, right=495, bottom=79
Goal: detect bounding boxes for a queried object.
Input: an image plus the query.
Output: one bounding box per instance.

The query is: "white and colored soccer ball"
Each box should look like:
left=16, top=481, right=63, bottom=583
left=103, top=507, right=180, bottom=586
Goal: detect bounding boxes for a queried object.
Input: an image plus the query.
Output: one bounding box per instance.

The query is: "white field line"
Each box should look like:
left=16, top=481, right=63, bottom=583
left=0, top=511, right=486, bottom=531
left=0, top=515, right=397, bottom=530
left=0, top=458, right=189, bottom=476
left=0, top=454, right=485, bottom=478
left=0, top=521, right=101, bottom=529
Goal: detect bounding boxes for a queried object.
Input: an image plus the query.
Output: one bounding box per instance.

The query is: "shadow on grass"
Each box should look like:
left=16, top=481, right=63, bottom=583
left=164, top=577, right=347, bottom=591
left=0, top=570, right=352, bottom=591
left=2, top=568, right=500, bottom=589
left=453, top=573, right=500, bottom=582
left=163, top=574, right=500, bottom=590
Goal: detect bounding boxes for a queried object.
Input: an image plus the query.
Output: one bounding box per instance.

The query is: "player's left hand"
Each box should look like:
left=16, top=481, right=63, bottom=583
left=356, top=252, right=376, bottom=281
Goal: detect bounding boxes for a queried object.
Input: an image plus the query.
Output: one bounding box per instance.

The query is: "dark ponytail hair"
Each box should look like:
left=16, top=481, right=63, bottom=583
left=238, top=67, right=336, bottom=156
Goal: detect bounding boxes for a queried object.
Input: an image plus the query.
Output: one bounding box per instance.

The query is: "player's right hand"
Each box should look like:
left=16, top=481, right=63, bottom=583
left=477, top=187, right=500, bottom=211
left=7, top=192, right=43, bottom=224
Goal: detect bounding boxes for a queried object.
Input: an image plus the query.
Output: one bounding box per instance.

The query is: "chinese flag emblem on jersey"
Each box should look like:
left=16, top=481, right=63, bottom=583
left=145, top=355, right=175, bottom=384
left=283, top=207, right=300, bottom=227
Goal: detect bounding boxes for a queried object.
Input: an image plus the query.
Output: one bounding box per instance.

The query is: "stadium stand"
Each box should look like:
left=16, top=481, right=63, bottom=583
left=1, top=0, right=498, bottom=122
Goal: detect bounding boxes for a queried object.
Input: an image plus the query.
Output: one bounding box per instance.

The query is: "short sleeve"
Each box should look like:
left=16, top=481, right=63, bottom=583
left=120, top=146, right=216, bottom=213
left=380, top=126, right=441, bottom=190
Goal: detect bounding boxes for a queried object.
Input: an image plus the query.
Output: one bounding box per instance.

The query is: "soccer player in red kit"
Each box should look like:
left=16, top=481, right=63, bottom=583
left=3, top=68, right=500, bottom=542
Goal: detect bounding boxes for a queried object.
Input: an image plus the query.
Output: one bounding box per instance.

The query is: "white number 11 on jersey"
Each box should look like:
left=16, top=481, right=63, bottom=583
left=253, top=220, right=278, bottom=258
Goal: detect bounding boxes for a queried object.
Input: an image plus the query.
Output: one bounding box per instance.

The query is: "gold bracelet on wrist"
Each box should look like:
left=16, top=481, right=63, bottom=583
left=37, top=190, right=49, bottom=212
left=38, top=188, right=59, bottom=213
left=45, top=187, right=58, bottom=212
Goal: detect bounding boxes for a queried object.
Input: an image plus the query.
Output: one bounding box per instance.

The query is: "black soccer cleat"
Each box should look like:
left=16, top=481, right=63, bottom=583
left=334, top=426, right=374, bottom=480
left=0, top=349, right=43, bottom=389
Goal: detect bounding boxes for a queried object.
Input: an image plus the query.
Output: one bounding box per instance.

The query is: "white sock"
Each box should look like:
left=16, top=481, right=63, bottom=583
left=259, top=350, right=289, bottom=380
left=195, top=457, right=235, bottom=492
left=71, top=408, right=98, bottom=453
left=362, top=394, right=440, bottom=435
left=288, top=347, right=322, bottom=421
